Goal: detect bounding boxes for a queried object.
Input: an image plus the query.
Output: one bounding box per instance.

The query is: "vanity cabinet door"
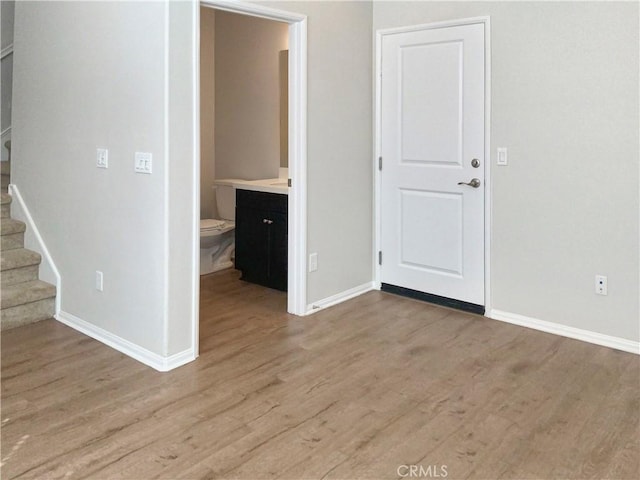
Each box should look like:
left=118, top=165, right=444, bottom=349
left=235, top=190, right=288, bottom=291
left=235, top=205, right=270, bottom=286
left=266, top=211, right=287, bottom=291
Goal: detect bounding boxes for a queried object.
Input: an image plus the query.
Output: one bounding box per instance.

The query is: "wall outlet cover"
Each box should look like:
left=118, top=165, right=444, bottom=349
left=97, top=148, right=108, bottom=169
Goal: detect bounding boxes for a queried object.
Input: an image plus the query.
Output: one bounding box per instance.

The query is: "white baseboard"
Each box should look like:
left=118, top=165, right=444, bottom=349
left=56, top=311, right=197, bottom=372
left=8, top=184, right=61, bottom=315
left=490, top=309, right=639, bottom=355
left=306, top=282, right=375, bottom=315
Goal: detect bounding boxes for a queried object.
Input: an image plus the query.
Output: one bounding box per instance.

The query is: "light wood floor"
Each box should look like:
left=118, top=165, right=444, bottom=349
left=1, top=269, right=639, bottom=479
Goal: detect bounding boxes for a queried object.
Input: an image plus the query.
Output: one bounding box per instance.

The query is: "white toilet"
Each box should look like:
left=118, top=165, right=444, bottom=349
left=200, top=180, right=236, bottom=275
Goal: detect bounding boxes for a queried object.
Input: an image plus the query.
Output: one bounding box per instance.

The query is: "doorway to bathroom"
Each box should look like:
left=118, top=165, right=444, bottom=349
left=196, top=1, right=307, bottom=338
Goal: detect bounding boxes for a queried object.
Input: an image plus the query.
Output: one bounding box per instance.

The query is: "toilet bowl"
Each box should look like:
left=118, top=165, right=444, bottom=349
left=200, top=180, right=236, bottom=275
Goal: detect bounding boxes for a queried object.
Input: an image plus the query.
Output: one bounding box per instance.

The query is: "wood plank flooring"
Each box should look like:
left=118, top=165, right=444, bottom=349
left=1, top=269, right=639, bottom=479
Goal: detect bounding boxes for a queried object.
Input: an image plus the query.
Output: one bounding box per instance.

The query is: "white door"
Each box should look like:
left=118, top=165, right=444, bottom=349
left=380, top=23, right=486, bottom=307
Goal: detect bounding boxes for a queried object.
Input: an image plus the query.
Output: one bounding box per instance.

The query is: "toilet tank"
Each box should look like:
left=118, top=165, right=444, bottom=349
left=213, top=180, right=236, bottom=221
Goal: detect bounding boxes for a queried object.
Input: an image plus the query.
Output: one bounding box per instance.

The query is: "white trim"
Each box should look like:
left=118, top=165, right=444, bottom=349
left=163, top=0, right=171, bottom=360
left=376, top=16, right=493, bottom=37
left=490, top=309, right=640, bottom=355
left=56, top=311, right=196, bottom=372
left=191, top=0, right=201, bottom=360
left=373, top=29, right=382, bottom=290
left=306, top=282, right=375, bottom=315
left=483, top=18, right=492, bottom=314
left=287, top=18, right=308, bottom=316
left=8, top=184, right=62, bottom=315
left=373, top=17, right=492, bottom=314
left=199, top=0, right=308, bottom=316
left=1, top=126, right=11, bottom=138
left=1, top=44, right=13, bottom=60
left=202, top=0, right=305, bottom=23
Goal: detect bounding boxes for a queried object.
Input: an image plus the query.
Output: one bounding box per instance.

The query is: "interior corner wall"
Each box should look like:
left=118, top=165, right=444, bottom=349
left=200, top=6, right=216, bottom=219
left=11, top=1, right=168, bottom=357
left=263, top=1, right=374, bottom=304
left=373, top=1, right=640, bottom=342
left=214, top=11, right=289, bottom=182
left=167, top=0, right=198, bottom=358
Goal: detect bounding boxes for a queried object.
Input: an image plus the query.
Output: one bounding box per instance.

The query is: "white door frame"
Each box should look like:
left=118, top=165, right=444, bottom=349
left=374, top=17, right=492, bottom=314
left=196, top=0, right=308, bottom=319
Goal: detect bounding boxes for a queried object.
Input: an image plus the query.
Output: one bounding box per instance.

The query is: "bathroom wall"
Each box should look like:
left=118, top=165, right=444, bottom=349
left=200, top=7, right=216, bottom=219
left=214, top=11, right=288, bottom=181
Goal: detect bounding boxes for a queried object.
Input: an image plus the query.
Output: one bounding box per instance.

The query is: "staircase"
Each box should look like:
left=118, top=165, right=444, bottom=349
left=1, top=192, right=57, bottom=330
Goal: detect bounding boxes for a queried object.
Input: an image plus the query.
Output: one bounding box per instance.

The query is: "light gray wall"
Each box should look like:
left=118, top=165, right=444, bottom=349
left=1, top=0, right=14, bottom=48
left=374, top=1, right=639, bottom=342
left=1, top=0, right=15, bottom=160
left=12, top=1, right=168, bottom=355
left=265, top=1, right=374, bottom=303
left=214, top=11, right=288, bottom=181
left=200, top=6, right=216, bottom=219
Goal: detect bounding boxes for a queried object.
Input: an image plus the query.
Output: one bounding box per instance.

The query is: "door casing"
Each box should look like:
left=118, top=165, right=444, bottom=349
left=374, top=17, right=492, bottom=314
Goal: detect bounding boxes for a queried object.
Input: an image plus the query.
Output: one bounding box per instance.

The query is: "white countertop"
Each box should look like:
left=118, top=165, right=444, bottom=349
left=228, top=178, right=289, bottom=195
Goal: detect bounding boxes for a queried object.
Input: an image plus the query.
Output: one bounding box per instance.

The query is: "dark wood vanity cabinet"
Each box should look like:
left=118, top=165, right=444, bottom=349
left=235, top=189, right=287, bottom=291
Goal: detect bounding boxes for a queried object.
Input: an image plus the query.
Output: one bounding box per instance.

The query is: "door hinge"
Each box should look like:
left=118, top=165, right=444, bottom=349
left=288, top=178, right=292, bottom=187
left=378, top=251, right=382, bottom=265
left=378, top=157, right=382, bottom=171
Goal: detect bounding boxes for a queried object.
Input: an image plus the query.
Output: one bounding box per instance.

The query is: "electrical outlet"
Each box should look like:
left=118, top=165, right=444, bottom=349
left=134, top=152, right=152, bottom=174
left=595, top=275, right=607, bottom=295
left=96, top=271, right=104, bottom=292
left=309, top=253, right=318, bottom=272
left=97, top=148, right=108, bottom=168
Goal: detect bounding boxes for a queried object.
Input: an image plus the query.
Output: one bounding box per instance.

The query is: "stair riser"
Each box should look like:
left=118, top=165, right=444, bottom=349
left=1, top=298, right=55, bottom=331
left=1, top=232, right=24, bottom=251
left=1, top=203, right=9, bottom=218
left=1, top=265, right=39, bottom=287
left=1, top=282, right=57, bottom=309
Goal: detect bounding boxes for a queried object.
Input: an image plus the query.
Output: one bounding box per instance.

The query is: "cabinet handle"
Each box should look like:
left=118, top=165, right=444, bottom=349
left=263, top=219, right=273, bottom=225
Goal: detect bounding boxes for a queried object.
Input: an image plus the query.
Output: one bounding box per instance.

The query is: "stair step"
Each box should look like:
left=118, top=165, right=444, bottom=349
left=1, top=193, right=11, bottom=219
left=1, top=248, right=41, bottom=272
left=1, top=297, right=55, bottom=331
left=1, top=232, right=24, bottom=251
left=1, top=264, right=39, bottom=287
left=1, top=280, right=56, bottom=309
left=1, top=218, right=26, bottom=236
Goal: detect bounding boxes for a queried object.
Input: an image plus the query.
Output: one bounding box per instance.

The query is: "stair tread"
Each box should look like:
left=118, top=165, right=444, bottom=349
left=0, top=193, right=11, bottom=205
left=1, top=218, right=26, bottom=236
left=1, top=280, right=56, bottom=309
left=0, top=248, right=41, bottom=271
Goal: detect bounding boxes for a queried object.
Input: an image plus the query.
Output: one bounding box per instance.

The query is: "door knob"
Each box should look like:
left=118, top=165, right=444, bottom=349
left=458, top=178, right=481, bottom=188
left=263, top=219, right=273, bottom=225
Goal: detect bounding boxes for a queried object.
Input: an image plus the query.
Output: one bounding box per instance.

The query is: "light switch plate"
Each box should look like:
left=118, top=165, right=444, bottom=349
left=96, top=270, right=104, bottom=291
left=497, top=147, right=508, bottom=166
left=309, top=253, right=318, bottom=272
left=97, top=148, right=108, bottom=169
left=134, top=152, right=152, bottom=174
